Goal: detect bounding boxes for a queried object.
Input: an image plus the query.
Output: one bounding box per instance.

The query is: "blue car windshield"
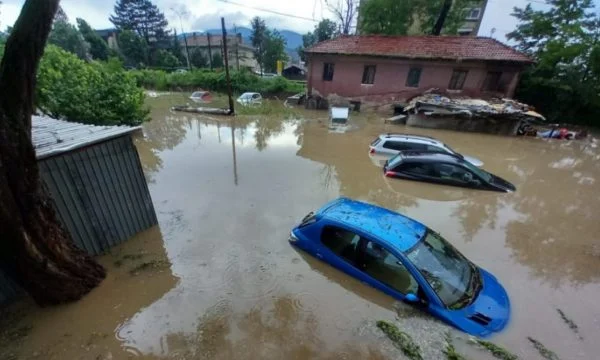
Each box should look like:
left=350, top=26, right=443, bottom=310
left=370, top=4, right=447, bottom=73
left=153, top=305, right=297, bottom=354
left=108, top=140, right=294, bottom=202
left=406, top=230, right=481, bottom=309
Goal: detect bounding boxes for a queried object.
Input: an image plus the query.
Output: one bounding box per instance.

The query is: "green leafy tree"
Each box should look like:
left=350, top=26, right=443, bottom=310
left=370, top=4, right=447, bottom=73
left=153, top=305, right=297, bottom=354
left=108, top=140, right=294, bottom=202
left=297, top=19, right=337, bottom=61
left=314, top=19, right=338, bottom=42
left=48, top=19, right=89, bottom=60
left=357, top=0, right=470, bottom=35
left=190, top=47, right=208, bottom=68
left=76, top=18, right=109, bottom=60
left=263, top=30, right=288, bottom=73
left=37, top=45, right=149, bottom=125
left=153, top=49, right=180, bottom=69
left=110, top=0, right=169, bottom=46
left=118, top=29, right=148, bottom=66
left=212, top=52, right=224, bottom=68
left=507, top=0, right=600, bottom=125
left=250, top=16, right=267, bottom=73
left=359, top=0, right=419, bottom=35
left=414, top=0, right=471, bottom=35
left=54, top=5, right=68, bottom=23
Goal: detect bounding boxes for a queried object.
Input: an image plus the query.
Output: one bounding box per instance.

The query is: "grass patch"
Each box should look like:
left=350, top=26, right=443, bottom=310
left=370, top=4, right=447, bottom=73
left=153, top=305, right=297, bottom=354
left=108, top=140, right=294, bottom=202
left=556, top=308, right=580, bottom=338
left=443, top=332, right=469, bottom=360
left=376, top=320, right=423, bottom=360
left=129, top=259, right=170, bottom=275
left=528, top=337, right=560, bottom=360
left=474, top=339, right=518, bottom=360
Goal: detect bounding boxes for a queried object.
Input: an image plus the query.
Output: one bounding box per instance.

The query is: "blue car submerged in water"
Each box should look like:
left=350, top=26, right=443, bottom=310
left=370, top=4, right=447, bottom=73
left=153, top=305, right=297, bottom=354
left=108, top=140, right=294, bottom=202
left=290, top=198, right=510, bottom=337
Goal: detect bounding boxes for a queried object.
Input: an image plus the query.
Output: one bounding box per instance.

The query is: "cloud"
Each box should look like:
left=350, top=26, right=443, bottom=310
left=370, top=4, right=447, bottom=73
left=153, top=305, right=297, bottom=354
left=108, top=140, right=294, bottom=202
left=190, top=11, right=248, bottom=31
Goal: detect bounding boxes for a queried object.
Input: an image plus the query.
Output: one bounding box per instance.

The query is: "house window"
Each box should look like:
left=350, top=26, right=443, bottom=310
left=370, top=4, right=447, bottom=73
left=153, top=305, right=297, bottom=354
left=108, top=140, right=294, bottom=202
left=482, top=71, right=502, bottom=91
left=465, top=8, right=481, bottom=20
left=362, top=65, right=377, bottom=84
left=323, top=63, right=335, bottom=81
left=449, top=70, right=468, bottom=90
left=406, top=67, right=422, bottom=87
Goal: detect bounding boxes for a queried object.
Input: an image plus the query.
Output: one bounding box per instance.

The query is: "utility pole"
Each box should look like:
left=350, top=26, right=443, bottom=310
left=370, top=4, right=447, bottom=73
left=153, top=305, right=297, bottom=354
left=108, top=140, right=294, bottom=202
left=207, top=33, right=213, bottom=70
left=171, top=7, right=191, bottom=70
left=234, top=23, right=240, bottom=71
left=432, top=0, right=453, bottom=35
left=222, top=17, right=235, bottom=115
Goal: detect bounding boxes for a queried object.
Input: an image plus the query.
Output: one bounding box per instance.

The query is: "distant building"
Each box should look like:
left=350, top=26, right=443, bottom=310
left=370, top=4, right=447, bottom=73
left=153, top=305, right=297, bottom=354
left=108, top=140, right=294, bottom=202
left=458, top=0, right=488, bottom=36
left=282, top=64, right=306, bottom=81
left=305, top=35, right=533, bottom=102
left=358, top=0, right=489, bottom=36
left=181, top=33, right=258, bottom=70
left=96, top=28, right=119, bottom=50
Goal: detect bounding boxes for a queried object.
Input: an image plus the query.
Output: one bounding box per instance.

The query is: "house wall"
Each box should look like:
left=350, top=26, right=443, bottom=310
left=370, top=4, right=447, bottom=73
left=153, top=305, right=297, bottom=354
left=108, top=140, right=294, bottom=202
left=307, top=54, right=524, bottom=102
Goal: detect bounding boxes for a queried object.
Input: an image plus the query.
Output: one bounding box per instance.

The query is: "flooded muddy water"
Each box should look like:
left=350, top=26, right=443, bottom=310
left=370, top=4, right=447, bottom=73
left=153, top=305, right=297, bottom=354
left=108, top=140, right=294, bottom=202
left=3, top=94, right=600, bottom=359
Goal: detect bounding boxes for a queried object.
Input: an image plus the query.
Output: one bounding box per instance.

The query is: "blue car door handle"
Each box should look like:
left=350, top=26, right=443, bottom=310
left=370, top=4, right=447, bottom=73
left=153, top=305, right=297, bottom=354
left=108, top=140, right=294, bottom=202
left=316, top=253, right=323, bottom=259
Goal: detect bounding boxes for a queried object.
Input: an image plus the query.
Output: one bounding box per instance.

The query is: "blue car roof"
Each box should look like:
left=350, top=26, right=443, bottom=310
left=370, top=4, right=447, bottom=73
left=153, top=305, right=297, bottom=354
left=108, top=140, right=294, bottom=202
left=317, top=198, right=426, bottom=252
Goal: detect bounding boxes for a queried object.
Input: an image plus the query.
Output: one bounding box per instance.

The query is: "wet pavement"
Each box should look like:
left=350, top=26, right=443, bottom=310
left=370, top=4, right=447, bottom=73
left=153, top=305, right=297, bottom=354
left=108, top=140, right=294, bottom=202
left=2, top=94, right=600, bottom=359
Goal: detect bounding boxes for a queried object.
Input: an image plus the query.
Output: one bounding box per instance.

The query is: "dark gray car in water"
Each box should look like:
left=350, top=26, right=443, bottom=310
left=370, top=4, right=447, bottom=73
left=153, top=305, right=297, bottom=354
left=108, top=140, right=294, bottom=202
left=383, top=152, right=516, bottom=192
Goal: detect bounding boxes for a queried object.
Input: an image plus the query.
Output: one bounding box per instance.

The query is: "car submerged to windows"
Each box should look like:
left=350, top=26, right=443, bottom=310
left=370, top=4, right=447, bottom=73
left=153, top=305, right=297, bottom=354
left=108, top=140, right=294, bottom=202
left=383, top=152, right=516, bottom=192
left=290, top=198, right=510, bottom=337
left=370, top=133, right=484, bottom=167
left=236, top=92, right=263, bottom=105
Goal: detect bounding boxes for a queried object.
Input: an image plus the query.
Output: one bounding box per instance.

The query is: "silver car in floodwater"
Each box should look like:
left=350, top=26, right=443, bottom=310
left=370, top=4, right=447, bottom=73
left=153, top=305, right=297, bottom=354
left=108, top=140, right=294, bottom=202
left=237, top=92, right=263, bottom=106
left=369, top=133, right=484, bottom=167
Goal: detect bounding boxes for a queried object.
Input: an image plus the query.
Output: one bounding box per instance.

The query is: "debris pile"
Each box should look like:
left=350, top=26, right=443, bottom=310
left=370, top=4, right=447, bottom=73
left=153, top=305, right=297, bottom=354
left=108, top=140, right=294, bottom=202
left=404, top=92, right=545, bottom=121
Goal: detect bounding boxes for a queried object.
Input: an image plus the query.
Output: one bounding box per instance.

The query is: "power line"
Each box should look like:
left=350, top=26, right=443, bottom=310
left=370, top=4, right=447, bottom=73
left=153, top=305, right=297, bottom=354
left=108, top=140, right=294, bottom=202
left=215, top=0, right=318, bottom=22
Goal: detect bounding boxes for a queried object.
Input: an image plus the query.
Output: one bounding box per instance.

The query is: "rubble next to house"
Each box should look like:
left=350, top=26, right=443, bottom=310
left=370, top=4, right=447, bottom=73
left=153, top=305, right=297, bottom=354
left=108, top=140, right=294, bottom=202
left=404, top=92, right=545, bottom=121
left=402, top=91, right=545, bottom=135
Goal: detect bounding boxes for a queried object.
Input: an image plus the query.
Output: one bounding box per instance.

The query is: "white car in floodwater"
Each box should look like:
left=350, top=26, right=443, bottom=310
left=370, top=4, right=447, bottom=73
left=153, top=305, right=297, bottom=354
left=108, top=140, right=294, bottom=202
left=369, top=133, right=484, bottom=167
left=237, top=92, right=263, bottom=106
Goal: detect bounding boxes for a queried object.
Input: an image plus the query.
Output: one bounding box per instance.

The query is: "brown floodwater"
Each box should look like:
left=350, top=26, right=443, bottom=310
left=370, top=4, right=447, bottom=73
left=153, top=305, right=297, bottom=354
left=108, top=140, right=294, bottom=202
left=2, top=94, right=600, bottom=360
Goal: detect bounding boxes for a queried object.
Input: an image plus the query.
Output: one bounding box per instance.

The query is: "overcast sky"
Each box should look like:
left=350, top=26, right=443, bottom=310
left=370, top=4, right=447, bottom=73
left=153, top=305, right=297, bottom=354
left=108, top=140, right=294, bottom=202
left=0, top=0, right=598, bottom=42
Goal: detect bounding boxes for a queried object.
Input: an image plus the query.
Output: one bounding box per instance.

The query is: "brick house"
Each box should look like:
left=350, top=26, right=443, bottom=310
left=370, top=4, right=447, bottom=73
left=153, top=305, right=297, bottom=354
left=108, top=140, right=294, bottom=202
left=305, top=35, right=533, bottom=102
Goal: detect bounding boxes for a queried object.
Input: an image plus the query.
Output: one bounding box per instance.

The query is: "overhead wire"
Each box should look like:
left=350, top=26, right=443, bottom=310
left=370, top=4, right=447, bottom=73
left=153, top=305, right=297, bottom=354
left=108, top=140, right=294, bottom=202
left=215, top=0, right=319, bottom=22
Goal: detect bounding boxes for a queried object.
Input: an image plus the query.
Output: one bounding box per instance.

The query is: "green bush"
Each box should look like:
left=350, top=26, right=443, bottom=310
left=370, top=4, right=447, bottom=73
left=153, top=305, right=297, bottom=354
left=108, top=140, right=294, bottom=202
left=129, top=68, right=304, bottom=95
left=37, top=45, right=149, bottom=126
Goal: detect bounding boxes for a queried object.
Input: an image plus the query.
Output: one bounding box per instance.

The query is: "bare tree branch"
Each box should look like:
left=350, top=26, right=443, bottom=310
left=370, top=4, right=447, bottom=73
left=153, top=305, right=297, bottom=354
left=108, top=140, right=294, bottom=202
left=325, top=0, right=358, bottom=35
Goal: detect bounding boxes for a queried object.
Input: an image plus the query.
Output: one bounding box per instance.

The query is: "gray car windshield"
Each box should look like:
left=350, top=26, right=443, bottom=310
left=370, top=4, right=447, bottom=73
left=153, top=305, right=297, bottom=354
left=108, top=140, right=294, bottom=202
left=406, top=230, right=480, bottom=309
left=388, top=153, right=403, bottom=168
left=461, top=161, right=492, bottom=182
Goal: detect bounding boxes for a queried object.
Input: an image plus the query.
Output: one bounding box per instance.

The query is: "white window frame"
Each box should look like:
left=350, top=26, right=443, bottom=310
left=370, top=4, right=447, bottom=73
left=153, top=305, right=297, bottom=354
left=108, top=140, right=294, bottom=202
left=465, top=7, right=481, bottom=21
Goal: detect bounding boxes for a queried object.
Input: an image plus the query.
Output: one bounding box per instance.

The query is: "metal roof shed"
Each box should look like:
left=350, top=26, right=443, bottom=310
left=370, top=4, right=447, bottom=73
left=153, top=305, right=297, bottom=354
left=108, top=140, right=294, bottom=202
left=32, top=116, right=158, bottom=256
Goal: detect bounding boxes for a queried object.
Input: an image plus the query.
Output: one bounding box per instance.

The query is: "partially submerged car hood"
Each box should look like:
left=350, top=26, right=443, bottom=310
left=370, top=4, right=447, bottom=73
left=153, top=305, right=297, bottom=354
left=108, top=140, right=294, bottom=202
left=461, top=268, right=510, bottom=337
left=490, top=174, right=516, bottom=192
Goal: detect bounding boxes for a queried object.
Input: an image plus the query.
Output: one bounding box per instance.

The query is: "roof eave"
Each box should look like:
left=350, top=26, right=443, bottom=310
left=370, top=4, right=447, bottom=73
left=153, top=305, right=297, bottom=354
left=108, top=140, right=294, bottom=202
left=305, top=51, right=533, bottom=64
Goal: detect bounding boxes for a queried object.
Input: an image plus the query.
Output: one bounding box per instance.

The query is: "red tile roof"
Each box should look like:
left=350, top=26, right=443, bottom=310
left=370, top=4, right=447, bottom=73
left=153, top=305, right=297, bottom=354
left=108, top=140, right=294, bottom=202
left=305, top=35, right=533, bottom=63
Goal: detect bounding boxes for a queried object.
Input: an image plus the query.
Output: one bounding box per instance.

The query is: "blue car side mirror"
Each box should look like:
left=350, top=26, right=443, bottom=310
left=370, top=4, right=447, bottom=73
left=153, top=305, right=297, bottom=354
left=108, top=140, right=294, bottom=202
left=405, top=293, right=419, bottom=303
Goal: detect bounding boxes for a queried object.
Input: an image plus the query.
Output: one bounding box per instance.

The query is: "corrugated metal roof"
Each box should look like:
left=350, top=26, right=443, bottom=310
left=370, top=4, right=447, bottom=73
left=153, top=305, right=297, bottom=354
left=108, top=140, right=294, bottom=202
left=32, top=116, right=141, bottom=160
left=306, top=35, right=533, bottom=63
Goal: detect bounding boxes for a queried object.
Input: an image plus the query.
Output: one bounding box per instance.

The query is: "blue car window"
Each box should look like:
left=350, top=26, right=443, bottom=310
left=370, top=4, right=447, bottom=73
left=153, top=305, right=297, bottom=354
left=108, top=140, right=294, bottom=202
left=321, top=226, right=360, bottom=264
left=406, top=231, right=480, bottom=309
left=358, top=241, right=419, bottom=295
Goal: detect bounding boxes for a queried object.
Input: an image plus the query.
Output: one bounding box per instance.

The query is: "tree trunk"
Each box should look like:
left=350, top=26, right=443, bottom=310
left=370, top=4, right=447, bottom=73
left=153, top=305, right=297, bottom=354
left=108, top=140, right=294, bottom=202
left=432, top=0, right=453, bottom=35
left=0, top=0, right=106, bottom=306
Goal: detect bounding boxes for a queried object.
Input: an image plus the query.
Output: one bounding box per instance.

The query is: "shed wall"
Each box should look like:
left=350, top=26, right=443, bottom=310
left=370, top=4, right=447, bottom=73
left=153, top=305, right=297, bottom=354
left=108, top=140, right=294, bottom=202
left=0, top=135, right=157, bottom=304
